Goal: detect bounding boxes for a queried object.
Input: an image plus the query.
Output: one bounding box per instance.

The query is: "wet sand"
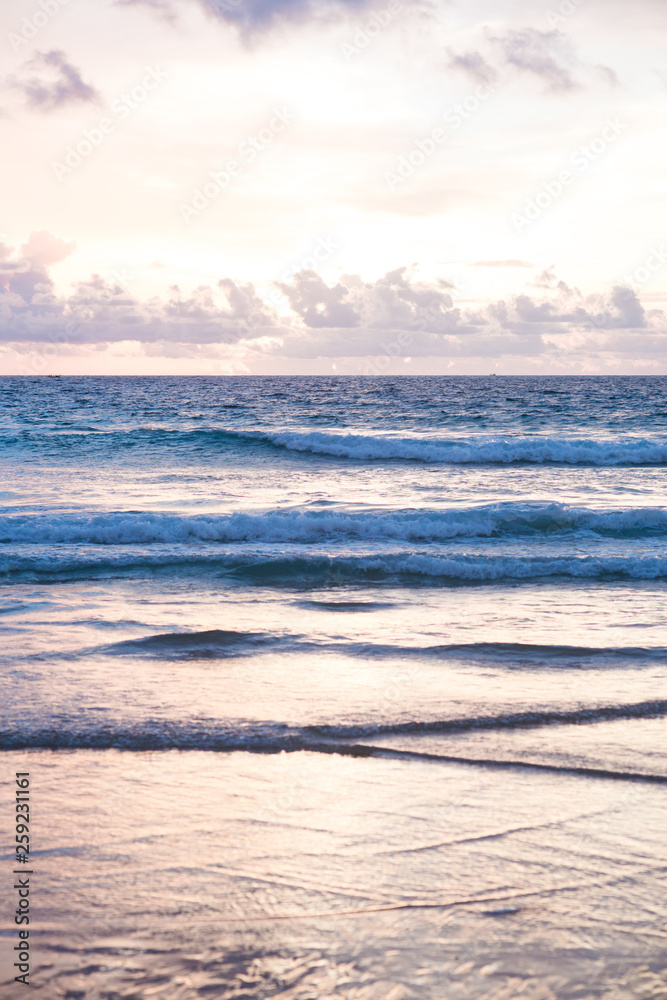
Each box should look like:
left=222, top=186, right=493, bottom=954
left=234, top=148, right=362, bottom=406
left=1, top=748, right=666, bottom=999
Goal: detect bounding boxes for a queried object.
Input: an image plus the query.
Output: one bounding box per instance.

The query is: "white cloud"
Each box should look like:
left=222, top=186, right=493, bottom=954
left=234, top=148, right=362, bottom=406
left=1, top=236, right=664, bottom=372
left=20, top=231, right=77, bottom=268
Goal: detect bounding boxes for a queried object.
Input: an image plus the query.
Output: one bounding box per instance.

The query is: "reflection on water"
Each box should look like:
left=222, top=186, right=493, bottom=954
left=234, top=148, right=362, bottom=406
left=3, top=378, right=667, bottom=997
left=1, top=750, right=666, bottom=998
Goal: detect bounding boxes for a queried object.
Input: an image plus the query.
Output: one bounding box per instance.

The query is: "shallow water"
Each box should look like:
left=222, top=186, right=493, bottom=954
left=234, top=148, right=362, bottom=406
left=1, top=375, right=666, bottom=997
left=2, top=751, right=667, bottom=999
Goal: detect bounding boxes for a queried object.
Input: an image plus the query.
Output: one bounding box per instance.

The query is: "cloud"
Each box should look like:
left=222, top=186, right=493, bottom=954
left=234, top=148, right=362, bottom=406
left=596, top=64, right=621, bottom=87
left=8, top=51, right=99, bottom=111
left=447, top=25, right=622, bottom=98
left=533, top=266, right=560, bottom=289
left=493, top=29, right=579, bottom=91
left=273, top=272, right=658, bottom=361
left=0, top=241, right=662, bottom=369
left=276, top=271, right=360, bottom=327
left=3, top=269, right=54, bottom=305
left=0, top=244, right=286, bottom=346
left=0, top=232, right=76, bottom=303
left=490, top=281, right=648, bottom=332
left=20, top=231, right=77, bottom=268
left=116, top=0, right=374, bottom=33
left=447, top=27, right=597, bottom=97
left=355, top=267, right=463, bottom=333
left=448, top=50, right=499, bottom=87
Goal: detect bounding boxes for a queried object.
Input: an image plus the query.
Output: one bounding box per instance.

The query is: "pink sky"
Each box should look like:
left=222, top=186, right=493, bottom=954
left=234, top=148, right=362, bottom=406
left=1, top=0, right=666, bottom=374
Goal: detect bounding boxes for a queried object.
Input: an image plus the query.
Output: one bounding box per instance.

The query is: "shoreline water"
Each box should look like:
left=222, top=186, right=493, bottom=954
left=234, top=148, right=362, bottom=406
left=2, top=377, right=666, bottom=996
left=2, top=748, right=666, bottom=998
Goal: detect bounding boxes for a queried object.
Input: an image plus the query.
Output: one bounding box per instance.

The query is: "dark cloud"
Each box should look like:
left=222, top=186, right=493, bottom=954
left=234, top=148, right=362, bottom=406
left=9, top=51, right=99, bottom=111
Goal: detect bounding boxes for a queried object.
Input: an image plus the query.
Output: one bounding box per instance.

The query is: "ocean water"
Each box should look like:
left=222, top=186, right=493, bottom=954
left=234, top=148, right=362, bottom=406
left=1, top=375, right=667, bottom=999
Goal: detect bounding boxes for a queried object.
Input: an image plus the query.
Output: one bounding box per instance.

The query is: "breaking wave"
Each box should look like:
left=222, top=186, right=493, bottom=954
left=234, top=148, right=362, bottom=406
left=5, top=545, right=667, bottom=584
left=7, top=426, right=667, bottom=466
left=226, top=430, right=667, bottom=465
left=3, top=503, right=667, bottom=545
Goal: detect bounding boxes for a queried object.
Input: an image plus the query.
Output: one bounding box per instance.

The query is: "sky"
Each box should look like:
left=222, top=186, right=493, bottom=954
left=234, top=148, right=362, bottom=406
left=0, top=0, right=666, bottom=375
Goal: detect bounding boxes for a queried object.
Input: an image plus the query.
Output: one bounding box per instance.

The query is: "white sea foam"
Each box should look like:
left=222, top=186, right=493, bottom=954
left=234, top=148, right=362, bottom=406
left=8, top=423, right=667, bottom=465
left=1, top=504, right=667, bottom=545
left=4, top=544, right=667, bottom=582
left=233, top=430, right=667, bottom=465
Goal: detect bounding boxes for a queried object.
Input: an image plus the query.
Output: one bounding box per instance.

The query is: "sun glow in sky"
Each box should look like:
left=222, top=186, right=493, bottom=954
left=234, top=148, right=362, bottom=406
left=1, top=0, right=666, bottom=374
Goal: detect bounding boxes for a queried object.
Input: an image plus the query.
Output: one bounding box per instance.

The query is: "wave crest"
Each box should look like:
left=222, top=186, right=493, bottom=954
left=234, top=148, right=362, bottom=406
left=232, top=430, right=667, bottom=466
left=6, top=546, right=667, bottom=583
left=3, top=503, right=667, bottom=545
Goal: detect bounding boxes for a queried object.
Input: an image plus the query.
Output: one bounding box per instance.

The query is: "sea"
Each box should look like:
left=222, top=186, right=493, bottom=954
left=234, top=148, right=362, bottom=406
left=1, top=375, right=666, bottom=1000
